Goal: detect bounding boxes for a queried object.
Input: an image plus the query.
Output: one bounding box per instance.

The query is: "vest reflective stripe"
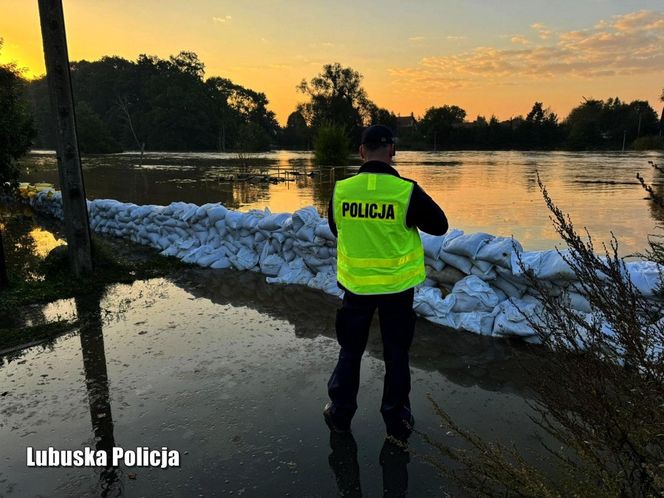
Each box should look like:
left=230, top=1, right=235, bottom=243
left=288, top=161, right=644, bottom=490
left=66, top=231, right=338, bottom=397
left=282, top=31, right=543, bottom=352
left=337, top=266, right=425, bottom=287
left=333, top=172, right=426, bottom=295
left=337, top=246, right=423, bottom=269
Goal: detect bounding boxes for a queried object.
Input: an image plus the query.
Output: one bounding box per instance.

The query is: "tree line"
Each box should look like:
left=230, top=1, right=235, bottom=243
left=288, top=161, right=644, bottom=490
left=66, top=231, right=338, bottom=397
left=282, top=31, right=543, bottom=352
left=4, top=48, right=664, bottom=164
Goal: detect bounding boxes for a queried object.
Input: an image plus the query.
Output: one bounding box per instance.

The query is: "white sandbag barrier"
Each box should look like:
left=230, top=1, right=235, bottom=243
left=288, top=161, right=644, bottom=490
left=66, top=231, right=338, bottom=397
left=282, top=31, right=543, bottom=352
left=23, top=188, right=663, bottom=341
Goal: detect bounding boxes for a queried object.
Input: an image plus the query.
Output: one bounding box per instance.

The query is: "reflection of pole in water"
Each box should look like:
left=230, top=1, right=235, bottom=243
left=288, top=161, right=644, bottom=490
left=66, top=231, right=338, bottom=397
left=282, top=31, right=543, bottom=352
left=76, top=294, right=121, bottom=497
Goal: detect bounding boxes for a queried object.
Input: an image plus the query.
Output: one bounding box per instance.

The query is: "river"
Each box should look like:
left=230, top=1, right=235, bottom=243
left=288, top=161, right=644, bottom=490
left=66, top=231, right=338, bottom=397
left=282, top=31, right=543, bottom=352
left=18, top=149, right=664, bottom=254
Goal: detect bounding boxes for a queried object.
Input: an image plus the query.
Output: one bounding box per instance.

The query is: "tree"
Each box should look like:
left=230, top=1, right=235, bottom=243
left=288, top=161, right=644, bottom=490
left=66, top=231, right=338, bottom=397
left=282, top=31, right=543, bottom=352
left=0, top=39, right=35, bottom=183
left=27, top=51, right=279, bottom=153
left=367, top=105, right=398, bottom=131
left=280, top=111, right=310, bottom=149
left=297, top=63, right=374, bottom=143
left=75, top=101, right=121, bottom=154
left=518, top=102, right=563, bottom=149
left=565, top=98, right=660, bottom=150
left=418, top=105, right=466, bottom=151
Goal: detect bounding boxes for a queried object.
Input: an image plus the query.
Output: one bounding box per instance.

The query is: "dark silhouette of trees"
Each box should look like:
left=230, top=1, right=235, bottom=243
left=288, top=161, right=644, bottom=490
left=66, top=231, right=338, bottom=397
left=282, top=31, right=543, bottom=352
left=280, top=111, right=311, bottom=149
left=564, top=98, right=659, bottom=150
left=28, top=51, right=278, bottom=153
left=0, top=39, right=35, bottom=183
left=297, top=63, right=374, bottom=144
left=418, top=105, right=466, bottom=150
left=17, top=54, right=664, bottom=153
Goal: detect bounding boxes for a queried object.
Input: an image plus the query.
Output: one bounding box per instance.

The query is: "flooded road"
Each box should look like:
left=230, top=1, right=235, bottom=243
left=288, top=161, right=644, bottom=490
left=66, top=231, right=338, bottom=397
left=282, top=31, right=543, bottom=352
left=0, top=268, right=544, bottom=496
left=18, top=149, right=664, bottom=254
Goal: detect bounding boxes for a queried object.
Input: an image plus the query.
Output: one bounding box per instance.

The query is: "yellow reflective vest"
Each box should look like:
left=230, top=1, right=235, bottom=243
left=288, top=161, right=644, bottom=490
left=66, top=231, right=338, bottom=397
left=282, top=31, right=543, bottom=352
left=333, top=172, right=425, bottom=295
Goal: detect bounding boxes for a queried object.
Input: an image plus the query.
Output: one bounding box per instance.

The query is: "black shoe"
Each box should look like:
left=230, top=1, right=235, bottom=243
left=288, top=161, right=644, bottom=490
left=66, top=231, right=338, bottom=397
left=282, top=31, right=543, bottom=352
left=323, top=403, right=351, bottom=433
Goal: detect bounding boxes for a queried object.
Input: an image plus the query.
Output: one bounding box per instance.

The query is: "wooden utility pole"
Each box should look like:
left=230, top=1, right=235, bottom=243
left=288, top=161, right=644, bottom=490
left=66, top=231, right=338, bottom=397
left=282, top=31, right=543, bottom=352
left=37, top=0, right=93, bottom=276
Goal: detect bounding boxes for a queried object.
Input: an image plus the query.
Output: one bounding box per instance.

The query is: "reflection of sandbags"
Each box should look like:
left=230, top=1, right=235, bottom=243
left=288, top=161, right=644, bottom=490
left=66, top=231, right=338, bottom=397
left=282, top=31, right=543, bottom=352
left=511, top=249, right=576, bottom=280
left=443, top=232, right=494, bottom=259
left=450, top=276, right=501, bottom=313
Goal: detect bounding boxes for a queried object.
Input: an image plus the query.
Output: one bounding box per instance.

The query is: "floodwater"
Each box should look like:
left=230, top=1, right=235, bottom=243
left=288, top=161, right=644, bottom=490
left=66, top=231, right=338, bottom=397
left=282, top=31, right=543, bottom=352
left=3, top=149, right=663, bottom=495
left=1, top=266, right=544, bottom=497
left=18, top=149, right=664, bottom=254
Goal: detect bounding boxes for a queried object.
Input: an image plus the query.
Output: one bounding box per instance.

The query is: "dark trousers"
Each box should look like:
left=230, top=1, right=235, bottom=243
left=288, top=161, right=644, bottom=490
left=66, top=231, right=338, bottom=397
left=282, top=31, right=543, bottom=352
left=327, top=287, right=416, bottom=429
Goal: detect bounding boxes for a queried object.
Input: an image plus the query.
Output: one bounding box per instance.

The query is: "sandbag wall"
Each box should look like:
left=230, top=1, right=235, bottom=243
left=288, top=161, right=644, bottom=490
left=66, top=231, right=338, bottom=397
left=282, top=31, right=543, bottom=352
left=25, top=188, right=662, bottom=340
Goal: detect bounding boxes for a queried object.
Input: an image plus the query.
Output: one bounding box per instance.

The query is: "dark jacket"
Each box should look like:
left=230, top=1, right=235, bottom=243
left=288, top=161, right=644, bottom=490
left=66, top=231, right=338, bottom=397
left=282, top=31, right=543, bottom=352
left=327, top=160, right=448, bottom=237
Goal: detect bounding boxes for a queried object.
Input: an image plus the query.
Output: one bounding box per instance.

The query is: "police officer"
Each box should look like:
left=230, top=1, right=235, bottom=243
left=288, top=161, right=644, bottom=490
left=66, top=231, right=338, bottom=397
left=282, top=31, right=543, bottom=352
left=324, top=124, right=448, bottom=440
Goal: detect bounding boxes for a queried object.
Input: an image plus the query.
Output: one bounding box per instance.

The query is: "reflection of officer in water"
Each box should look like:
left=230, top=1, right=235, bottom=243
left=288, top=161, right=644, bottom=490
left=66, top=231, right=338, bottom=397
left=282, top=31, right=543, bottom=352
left=328, top=432, right=410, bottom=497
left=324, top=125, right=448, bottom=440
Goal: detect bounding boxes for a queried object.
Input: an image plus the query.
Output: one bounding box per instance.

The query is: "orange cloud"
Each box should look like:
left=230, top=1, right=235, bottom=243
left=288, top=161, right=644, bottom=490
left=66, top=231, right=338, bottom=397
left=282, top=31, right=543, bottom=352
left=389, top=10, right=664, bottom=92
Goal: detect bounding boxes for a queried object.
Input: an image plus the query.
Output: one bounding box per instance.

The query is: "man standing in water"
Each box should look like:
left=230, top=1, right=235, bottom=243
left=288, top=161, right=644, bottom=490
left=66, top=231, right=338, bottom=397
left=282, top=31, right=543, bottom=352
left=325, top=124, right=448, bottom=440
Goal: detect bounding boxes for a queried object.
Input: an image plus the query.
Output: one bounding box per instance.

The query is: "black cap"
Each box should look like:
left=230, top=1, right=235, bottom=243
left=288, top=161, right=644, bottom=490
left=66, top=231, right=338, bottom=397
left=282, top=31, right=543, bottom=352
left=361, top=124, right=394, bottom=145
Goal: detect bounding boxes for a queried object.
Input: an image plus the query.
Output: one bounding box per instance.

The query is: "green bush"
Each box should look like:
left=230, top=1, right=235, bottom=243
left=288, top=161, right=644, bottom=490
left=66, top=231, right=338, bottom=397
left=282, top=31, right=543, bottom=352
left=632, top=135, right=664, bottom=151
left=314, top=123, right=350, bottom=165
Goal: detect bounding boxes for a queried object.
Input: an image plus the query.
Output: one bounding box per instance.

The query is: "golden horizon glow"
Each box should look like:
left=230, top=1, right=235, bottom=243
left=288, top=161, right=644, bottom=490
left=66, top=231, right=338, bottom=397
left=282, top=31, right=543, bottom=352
left=1, top=0, right=663, bottom=125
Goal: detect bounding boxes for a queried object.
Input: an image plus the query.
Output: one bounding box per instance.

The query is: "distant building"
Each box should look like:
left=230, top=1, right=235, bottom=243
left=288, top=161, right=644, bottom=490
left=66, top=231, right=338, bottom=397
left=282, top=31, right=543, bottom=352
left=396, top=113, right=417, bottom=131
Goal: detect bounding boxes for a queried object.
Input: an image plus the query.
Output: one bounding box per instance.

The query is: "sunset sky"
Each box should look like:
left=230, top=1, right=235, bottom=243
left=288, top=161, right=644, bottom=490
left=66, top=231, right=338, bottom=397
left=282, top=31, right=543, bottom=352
left=1, top=0, right=663, bottom=124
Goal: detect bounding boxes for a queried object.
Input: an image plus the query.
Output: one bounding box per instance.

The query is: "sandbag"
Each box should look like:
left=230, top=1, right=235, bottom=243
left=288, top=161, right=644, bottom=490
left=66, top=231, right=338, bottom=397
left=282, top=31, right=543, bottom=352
left=292, top=206, right=320, bottom=232
left=450, top=276, right=501, bottom=313
left=476, top=236, right=522, bottom=268
left=443, top=232, right=494, bottom=260
left=492, top=297, right=542, bottom=338
left=420, top=233, right=446, bottom=259
left=439, top=250, right=473, bottom=275
left=258, top=212, right=291, bottom=231
left=427, top=266, right=466, bottom=286
left=512, top=249, right=576, bottom=280
left=624, top=261, right=662, bottom=297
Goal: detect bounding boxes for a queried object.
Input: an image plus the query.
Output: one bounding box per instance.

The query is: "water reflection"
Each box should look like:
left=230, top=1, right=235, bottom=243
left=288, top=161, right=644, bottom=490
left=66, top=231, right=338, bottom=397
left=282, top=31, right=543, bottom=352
left=328, top=432, right=362, bottom=497
left=75, top=292, right=121, bottom=497
left=176, top=268, right=537, bottom=395
left=328, top=433, right=410, bottom=498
